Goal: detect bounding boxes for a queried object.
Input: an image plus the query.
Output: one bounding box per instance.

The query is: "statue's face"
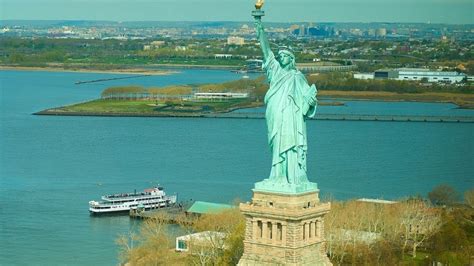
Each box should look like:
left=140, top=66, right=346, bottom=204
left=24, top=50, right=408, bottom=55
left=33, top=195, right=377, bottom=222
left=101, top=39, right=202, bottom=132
left=278, top=51, right=293, bottom=68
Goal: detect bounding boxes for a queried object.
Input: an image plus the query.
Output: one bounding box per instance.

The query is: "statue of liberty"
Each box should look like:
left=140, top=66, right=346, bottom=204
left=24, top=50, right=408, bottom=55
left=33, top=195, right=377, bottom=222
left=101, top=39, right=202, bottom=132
left=238, top=4, right=331, bottom=266
left=253, top=4, right=318, bottom=191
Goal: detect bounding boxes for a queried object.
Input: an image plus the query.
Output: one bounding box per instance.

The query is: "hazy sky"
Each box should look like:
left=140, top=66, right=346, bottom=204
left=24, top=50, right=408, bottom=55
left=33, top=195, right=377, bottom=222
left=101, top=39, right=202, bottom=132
left=1, top=0, right=473, bottom=24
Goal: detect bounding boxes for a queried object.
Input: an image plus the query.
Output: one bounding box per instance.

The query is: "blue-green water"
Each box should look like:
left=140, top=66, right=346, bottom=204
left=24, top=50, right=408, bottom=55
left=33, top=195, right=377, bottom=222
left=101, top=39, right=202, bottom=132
left=1, top=70, right=473, bottom=265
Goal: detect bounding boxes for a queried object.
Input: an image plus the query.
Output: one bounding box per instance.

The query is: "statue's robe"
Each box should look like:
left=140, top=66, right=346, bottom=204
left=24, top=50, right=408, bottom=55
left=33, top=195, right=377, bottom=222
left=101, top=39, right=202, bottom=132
left=263, top=52, right=317, bottom=184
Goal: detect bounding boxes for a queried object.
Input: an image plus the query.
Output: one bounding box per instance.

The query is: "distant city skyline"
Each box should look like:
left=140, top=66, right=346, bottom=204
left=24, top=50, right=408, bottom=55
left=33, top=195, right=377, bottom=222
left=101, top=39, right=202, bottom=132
left=1, top=0, right=473, bottom=24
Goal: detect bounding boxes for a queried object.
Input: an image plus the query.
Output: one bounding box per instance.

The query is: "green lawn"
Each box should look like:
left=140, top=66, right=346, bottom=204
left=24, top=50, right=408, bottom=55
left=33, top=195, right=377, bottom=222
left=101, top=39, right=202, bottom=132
left=401, top=251, right=431, bottom=265
left=59, top=98, right=258, bottom=114
left=63, top=99, right=158, bottom=113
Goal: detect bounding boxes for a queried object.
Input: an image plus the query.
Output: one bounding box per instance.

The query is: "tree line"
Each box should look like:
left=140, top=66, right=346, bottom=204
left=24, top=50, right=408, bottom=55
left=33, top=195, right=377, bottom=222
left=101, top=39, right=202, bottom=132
left=307, top=72, right=473, bottom=94
left=117, top=185, right=474, bottom=265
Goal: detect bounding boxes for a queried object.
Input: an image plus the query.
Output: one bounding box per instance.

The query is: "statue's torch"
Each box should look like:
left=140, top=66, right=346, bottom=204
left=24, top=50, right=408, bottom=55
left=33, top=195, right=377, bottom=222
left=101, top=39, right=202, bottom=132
left=252, top=0, right=265, bottom=20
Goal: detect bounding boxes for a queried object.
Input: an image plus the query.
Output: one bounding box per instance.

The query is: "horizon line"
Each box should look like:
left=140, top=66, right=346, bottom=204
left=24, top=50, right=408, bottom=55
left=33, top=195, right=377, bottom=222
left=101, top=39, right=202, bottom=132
left=1, top=19, right=473, bottom=26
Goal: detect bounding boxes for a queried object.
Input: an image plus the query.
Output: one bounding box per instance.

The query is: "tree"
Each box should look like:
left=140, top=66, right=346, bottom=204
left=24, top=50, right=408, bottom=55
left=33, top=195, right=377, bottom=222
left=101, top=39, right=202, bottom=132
left=118, top=206, right=245, bottom=265
left=116, top=216, right=183, bottom=265
left=8, top=53, right=25, bottom=63
left=101, top=86, right=147, bottom=99
left=189, top=208, right=245, bottom=265
left=464, top=189, right=474, bottom=208
left=430, top=218, right=470, bottom=265
left=399, top=200, right=442, bottom=258
left=325, top=200, right=398, bottom=264
left=428, top=184, right=460, bottom=206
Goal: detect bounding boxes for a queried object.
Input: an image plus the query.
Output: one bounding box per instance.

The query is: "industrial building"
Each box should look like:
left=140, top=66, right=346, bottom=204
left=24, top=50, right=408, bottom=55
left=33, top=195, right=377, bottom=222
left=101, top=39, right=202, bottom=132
left=353, top=73, right=374, bottom=80
left=354, top=68, right=466, bottom=84
left=396, top=69, right=466, bottom=83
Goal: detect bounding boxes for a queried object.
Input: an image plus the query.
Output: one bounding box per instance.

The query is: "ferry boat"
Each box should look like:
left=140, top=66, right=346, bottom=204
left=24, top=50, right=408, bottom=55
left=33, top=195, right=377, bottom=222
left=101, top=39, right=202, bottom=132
left=89, top=186, right=177, bottom=215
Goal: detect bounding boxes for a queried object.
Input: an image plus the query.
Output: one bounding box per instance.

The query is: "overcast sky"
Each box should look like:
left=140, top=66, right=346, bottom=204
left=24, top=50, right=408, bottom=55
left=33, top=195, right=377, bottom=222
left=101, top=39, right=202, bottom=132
left=1, top=0, right=473, bottom=24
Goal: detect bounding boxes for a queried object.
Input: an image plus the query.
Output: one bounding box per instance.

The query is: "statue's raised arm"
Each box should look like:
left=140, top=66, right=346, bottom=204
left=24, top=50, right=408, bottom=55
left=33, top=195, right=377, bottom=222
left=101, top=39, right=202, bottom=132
left=254, top=19, right=271, bottom=62
left=252, top=0, right=271, bottom=62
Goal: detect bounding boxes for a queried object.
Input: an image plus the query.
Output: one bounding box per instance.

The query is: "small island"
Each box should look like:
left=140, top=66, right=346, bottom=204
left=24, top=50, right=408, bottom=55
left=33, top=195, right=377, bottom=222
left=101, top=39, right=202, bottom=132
left=35, top=71, right=474, bottom=119
left=36, top=78, right=269, bottom=118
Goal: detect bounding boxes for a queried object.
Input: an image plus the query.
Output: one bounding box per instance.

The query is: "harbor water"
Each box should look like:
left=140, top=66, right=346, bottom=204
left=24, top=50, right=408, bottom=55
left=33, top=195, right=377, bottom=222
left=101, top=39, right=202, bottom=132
left=1, top=69, right=473, bottom=265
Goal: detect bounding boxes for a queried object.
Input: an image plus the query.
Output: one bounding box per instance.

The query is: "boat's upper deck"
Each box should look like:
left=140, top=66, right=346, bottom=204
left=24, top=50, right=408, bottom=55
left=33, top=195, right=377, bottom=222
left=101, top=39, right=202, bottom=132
left=101, top=187, right=166, bottom=201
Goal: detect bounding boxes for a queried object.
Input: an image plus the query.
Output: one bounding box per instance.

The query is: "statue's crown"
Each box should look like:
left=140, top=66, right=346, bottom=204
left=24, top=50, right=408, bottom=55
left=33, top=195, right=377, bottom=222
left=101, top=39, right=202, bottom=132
left=278, top=45, right=295, bottom=57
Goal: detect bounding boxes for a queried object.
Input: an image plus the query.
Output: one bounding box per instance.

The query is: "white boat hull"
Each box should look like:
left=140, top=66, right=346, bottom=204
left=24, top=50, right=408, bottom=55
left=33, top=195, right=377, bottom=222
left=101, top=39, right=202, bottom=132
left=89, top=193, right=177, bottom=215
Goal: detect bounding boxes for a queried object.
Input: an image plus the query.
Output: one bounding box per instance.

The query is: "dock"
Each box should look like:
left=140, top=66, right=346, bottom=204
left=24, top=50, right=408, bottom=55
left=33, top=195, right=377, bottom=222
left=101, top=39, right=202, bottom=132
left=129, top=200, right=234, bottom=225
left=130, top=201, right=193, bottom=224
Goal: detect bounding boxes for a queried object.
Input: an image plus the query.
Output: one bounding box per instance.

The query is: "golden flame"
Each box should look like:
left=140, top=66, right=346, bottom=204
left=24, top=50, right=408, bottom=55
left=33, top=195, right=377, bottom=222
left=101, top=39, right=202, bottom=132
left=255, top=0, right=264, bottom=10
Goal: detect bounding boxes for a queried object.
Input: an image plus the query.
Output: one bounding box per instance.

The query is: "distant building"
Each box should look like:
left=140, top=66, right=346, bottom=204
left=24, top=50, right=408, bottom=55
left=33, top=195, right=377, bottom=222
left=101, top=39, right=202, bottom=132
left=176, top=231, right=227, bottom=252
left=298, top=64, right=357, bottom=73
left=307, top=26, right=333, bottom=37
left=350, top=28, right=363, bottom=36
left=151, top=40, right=165, bottom=46
left=227, top=36, right=245, bottom=45
left=299, top=25, right=306, bottom=37
left=376, top=28, right=387, bottom=37
left=374, top=69, right=399, bottom=79
left=246, top=59, right=263, bottom=71
left=367, top=29, right=376, bottom=37
left=289, top=24, right=299, bottom=32
left=357, top=198, right=397, bottom=204
left=175, top=46, right=187, bottom=51
left=397, top=68, right=465, bottom=83
left=144, top=40, right=165, bottom=50
left=355, top=68, right=466, bottom=84
left=193, top=92, right=249, bottom=101
left=331, top=229, right=380, bottom=244
left=239, top=24, right=252, bottom=35
left=353, top=73, right=374, bottom=80
left=214, top=54, right=233, bottom=59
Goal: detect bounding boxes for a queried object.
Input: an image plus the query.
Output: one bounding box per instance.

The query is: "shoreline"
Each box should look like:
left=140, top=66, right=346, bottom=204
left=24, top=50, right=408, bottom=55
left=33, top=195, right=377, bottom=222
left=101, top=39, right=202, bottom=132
left=3, top=65, right=472, bottom=109
left=0, top=66, right=178, bottom=75
left=33, top=109, right=474, bottom=123
left=32, top=91, right=474, bottom=120
left=0, top=63, right=240, bottom=74
left=320, top=90, right=474, bottom=109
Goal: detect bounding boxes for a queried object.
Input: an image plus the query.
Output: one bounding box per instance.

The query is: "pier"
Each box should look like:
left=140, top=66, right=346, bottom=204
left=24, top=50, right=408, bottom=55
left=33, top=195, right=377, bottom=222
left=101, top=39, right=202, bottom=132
left=75, top=74, right=151, bottom=85
left=34, top=109, right=474, bottom=123
left=204, top=113, right=474, bottom=123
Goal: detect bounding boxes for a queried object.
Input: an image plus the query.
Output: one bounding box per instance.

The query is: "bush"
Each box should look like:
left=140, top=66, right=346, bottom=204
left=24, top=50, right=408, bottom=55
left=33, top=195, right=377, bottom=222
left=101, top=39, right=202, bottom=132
left=464, top=189, right=474, bottom=208
left=428, top=184, right=460, bottom=206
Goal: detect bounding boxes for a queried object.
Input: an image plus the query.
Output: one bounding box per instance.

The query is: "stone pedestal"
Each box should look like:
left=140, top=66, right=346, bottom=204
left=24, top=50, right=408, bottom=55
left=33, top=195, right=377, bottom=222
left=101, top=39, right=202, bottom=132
left=238, top=189, right=332, bottom=266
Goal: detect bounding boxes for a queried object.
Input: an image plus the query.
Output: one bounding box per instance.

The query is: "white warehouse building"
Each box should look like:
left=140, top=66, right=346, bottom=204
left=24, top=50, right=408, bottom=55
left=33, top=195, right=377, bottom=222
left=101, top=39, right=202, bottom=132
left=353, top=73, right=374, bottom=80
left=354, top=68, right=466, bottom=84
left=396, top=69, right=465, bottom=83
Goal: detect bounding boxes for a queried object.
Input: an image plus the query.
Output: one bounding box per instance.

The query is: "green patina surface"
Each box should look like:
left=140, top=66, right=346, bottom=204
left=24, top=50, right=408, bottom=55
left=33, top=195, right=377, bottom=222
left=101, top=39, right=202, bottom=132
left=253, top=12, right=319, bottom=194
